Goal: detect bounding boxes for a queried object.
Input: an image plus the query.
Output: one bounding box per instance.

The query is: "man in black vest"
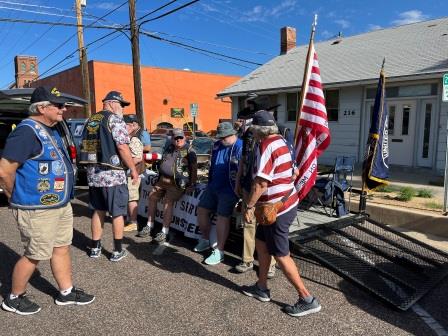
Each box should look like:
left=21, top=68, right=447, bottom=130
left=80, top=91, right=138, bottom=262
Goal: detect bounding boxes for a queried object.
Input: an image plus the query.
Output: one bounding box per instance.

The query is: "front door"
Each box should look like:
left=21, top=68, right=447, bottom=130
left=416, top=100, right=436, bottom=167
left=366, top=100, right=416, bottom=166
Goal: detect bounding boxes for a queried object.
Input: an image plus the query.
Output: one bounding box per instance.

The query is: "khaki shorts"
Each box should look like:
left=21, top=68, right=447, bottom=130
left=150, top=176, right=184, bottom=202
left=12, top=203, right=73, bottom=261
left=127, top=176, right=141, bottom=202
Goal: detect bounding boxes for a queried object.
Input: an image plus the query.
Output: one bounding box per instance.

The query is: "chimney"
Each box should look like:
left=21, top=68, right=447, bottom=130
left=280, top=26, right=296, bottom=55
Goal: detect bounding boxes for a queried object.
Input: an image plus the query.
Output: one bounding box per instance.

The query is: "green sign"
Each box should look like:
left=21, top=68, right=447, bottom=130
left=190, top=103, right=199, bottom=117
left=170, top=108, right=184, bottom=118
left=443, top=74, right=448, bottom=102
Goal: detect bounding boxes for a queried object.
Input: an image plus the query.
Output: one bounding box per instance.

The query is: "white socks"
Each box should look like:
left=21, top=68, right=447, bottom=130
left=60, top=286, right=73, bottom=296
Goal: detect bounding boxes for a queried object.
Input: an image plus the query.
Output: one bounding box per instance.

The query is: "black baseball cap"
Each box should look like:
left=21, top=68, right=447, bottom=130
left=252, top=110, right=276, bottom=126
left=102, top=91, right=130, bottom=107
left=30, top=86, right=67, bottom=105
left=123, top=114, right=138, bottom=123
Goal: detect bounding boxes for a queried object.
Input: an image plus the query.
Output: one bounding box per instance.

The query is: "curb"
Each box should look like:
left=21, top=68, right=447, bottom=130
left=351, top=199, right=448, bottom=238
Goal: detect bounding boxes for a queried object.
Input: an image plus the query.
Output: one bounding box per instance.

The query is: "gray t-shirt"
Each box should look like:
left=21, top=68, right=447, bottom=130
left=159, top=151, right=177, bottom=176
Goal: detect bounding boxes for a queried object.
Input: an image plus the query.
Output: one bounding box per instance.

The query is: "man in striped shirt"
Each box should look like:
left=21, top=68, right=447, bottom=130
left=241, top=110, right=321, bottom=317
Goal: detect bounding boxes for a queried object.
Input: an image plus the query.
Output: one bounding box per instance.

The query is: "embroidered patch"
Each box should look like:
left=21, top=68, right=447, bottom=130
left=40, top=193, right=59, bottom=205
left=38, top=162, right=49, bottom=175
left=87, top=153, right=97, bottom=162
left=50, top=151, right=58, bottom=159
left=52, top=160, right=64, bottom=176
left=38, top=130, right=48, bottom=140
left=110, top=155, right=120, bottom=166
left=37, top=178, right=50, bottom=192
left=53, top=178, right=65, bottom=191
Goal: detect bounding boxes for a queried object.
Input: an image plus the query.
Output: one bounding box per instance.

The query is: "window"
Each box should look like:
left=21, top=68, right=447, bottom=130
left=402, top=105, right=410, bottom=135
left=388, top=105, right=396, bottom=135
left=30, top=63, right=36, bottom=73
left=286, top=92, right=298, bottom=121
left=325, top=89, right=339, bottom=121
left=422, top=103, right=432, bottom=158
left=366, top=84, right=438, bottom=99
left=21, top=62, right=26, bottom=73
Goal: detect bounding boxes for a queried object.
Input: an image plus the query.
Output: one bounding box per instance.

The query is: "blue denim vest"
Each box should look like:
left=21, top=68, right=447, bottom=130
left=10, top=119, right=73, bottom=209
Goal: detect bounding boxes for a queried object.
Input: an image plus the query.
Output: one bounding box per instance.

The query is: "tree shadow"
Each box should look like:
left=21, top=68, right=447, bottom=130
left=0, top=242, right=58, bottom=299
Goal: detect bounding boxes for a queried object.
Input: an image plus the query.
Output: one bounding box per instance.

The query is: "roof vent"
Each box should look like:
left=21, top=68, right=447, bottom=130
left=331, top=32, right=343, bottom=45
left=427, top=24, right=437, bottom=27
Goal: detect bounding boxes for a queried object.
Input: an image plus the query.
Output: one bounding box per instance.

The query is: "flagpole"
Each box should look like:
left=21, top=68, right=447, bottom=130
left=294, top=14, right=318, bottom=141
left=360, top=58, right=386, bottom=213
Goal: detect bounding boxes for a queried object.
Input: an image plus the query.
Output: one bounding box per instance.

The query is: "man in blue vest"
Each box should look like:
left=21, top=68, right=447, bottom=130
left=194, top=122, right=242, bottom=265
left=80, top=91, right=139, bottom=262
left=0, top=86, right=95, bottom=315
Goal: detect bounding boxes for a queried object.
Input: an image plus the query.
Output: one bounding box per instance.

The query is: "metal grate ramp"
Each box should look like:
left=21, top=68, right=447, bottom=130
left=290, top=215, right=448, bottom=310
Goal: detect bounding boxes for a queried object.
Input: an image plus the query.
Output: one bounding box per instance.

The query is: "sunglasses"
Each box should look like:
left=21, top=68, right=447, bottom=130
left=174, top=136, right=184, bottom=140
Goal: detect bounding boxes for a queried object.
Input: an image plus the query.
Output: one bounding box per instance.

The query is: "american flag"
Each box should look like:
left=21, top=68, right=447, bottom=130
left=294, top=41, right=331, bottom=201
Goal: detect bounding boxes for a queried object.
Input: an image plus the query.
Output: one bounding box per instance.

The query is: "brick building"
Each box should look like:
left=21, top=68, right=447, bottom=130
left=29, top=60, right=240, bottom=131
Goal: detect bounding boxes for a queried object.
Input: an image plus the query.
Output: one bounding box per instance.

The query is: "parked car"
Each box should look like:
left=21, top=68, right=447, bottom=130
left=0, top=88, right=87, bottom=192
left=150, top=134, right=171, bottom=155
left=190, top=136, right=214, bottom=169
left=151, top=128, right=174, bottom=137
left=183, top=130, right=208, bottom=139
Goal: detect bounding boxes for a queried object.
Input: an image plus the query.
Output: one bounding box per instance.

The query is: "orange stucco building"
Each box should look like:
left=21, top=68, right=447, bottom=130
left=32, top=60, right=240, bottom=131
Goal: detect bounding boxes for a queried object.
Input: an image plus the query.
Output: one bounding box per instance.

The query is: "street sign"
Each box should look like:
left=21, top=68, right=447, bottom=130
left=443, top=74, right=448, bottom=102
left=190, top=103, right=199, bottom=117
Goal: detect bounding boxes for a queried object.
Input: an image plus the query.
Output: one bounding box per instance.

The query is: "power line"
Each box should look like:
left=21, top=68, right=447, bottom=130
left=153, top=31, right=275, bottom=57
left=0, top=1, right=73, bottom=13
left=140, top=30, right=262, bottom=66
left=139, top=0, right=200, bottom=26
left=0, top=16, right=125, bottom=29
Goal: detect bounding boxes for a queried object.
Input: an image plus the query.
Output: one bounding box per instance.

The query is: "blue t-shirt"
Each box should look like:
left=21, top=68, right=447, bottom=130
left=139, top=129, right=151, bottom=146
left=209, top=142, right=234, bottom=194
left=3, top=123, right=75, bottom=197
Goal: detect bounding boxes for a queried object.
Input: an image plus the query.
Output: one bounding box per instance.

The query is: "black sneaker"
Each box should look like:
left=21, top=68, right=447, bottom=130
left=110, top=249, right=128, bottom=262
left=283, top=297, right=321, bottom=317
left=55, top=287, right=95, bottom=306
left=2, top=293, right=41, bottom=315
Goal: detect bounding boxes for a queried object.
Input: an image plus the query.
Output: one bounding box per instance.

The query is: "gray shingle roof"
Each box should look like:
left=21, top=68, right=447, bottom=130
left=218, top=17, right=448, bottom=96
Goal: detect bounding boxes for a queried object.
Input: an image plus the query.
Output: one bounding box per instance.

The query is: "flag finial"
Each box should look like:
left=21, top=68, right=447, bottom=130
left=312, top=14, right=318, bottom=31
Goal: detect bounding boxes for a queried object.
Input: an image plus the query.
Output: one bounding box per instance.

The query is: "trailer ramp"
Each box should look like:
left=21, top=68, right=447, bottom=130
left=290, top=214, right=448, bottom=310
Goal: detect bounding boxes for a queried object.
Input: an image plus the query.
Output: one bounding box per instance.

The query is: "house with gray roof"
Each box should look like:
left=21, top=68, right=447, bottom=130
left=218, top=17, right=448, bottom=172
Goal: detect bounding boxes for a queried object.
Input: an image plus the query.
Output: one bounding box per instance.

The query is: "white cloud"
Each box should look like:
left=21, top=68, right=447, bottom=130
left=90, top=2, right=120, bottom=11
left=368, top=24, right=382, bottom=31
left=392, top=10, right=429, bottom=26
left=321, top=30, right=333, bottom=39
left=240, top=0, right=297, bottom=22
left=201, top=4, right=218, bottom=13
left=335, top=19, right=350, bottom=29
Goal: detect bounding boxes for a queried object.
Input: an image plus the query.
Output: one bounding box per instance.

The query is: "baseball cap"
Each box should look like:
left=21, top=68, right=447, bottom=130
left=216, top=121, right=237, bottom=138
left=102, top=91, right=130, bottom=107
left=172, top=128, right=185, bottom=138
left=30, top=86, right=66, bottom=105
left=123, top=114, right=138, bottom=123
left=252, top=110, right=276, bottom=126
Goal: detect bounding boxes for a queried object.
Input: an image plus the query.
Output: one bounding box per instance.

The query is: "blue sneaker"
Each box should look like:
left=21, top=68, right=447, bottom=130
left=241, top=283, right=271, bottom=302
left=193, top=239, right=210, bottom=252
left=204, top=249, right=224, bottom=265
left=283, top=297, right=321, bottom=317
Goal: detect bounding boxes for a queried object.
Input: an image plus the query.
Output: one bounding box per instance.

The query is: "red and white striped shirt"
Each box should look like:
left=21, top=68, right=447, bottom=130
left=253, top=135, right=299, bottom=216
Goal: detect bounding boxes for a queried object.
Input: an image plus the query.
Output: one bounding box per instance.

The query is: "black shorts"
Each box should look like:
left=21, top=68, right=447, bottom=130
left=89, top=184, right=129, bottom=217
left=255, top=207, right=297, bottom=257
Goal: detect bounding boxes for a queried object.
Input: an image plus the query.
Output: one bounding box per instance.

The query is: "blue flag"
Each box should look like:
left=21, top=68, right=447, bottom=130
left=363, top=65, right=389, bottom=190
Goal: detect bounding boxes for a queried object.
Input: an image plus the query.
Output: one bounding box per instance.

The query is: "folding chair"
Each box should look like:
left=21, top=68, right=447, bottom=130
left=312, top=156, right=355, bottom=217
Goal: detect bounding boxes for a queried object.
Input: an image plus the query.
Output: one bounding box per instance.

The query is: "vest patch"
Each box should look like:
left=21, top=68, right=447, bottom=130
left=52, top=160, right=64, bottom=176
left=54, top=178, right=65, bottom=191
left=37, top=178, right=50, bottom=192
left=39, top=162, right=49, bottom=175
left=40, top=193, right=60, bottom=205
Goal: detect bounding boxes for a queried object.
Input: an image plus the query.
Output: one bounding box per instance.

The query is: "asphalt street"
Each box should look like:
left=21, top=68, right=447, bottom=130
left=0, top=193, right=447, bottom=336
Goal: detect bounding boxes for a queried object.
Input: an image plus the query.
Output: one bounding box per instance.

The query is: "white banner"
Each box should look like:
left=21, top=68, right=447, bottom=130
left=138, top=171, right=236, bottom=242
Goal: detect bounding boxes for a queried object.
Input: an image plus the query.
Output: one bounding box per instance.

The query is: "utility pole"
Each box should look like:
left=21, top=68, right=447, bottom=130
left=128, top=0, right=145, bottom=128
left=75, top=0, right=91, bottom=117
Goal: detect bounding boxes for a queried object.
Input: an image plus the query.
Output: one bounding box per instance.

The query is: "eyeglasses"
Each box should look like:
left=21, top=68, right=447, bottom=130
left=174, top=136, right=184, bottom=140
left=44, top=103, right=65, bottom=109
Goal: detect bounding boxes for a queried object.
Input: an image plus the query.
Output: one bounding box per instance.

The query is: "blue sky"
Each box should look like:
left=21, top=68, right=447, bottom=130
left=0, top=0, right=446, bottom=88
